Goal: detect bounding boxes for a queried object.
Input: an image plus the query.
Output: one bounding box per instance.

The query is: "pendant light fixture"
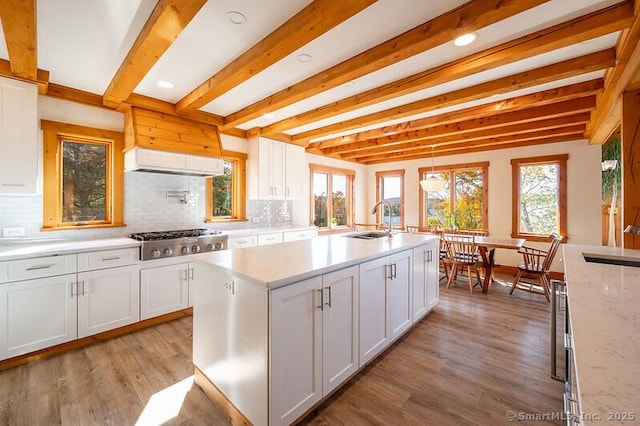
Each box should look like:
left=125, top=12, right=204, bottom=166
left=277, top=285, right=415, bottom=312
left=420, top=145, right=446, bottom=192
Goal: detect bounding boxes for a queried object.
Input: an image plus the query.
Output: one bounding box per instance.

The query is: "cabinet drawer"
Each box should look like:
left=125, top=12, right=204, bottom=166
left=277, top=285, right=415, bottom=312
left=283, top=229, right=317, bottom=242
left=0, top=254, right=77, bottom=284
left=228, top=235, right=257, bottom=249
left=258, top=233, right=283, bottom=246
left=77, top=247, right=139, bottom=272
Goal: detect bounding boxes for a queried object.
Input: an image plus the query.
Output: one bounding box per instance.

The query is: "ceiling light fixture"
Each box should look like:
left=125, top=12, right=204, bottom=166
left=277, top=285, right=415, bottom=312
left=454, top=32, right=477, bottom=47
left=156, top=80, right=175, bottom=89
left=297, top=53, right=312, bottom=63
left=227, top=11, right=247, bottom=24
left=262, top=113, right=275, bottom=119
left=420, top=145, right=446, bottom=192
left=345, top=80, right=356, bottom=88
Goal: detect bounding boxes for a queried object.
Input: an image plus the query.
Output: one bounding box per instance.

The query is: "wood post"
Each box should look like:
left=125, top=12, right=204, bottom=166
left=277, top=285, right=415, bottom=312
left=622, top=89, right=640, bottom=249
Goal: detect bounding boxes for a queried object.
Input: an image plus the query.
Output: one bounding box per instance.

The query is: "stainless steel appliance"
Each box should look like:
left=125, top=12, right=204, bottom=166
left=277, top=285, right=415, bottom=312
left=131, top=229, right=228, bottom=260
left=551, top=279, right=582, bottom=425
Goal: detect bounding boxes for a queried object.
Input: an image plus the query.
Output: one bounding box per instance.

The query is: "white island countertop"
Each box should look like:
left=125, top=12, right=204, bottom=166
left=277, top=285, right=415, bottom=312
left=0, top=237, right=140, bottom=261
left=191, top=232, right=438, bottom=289
left=562, top=244, right=640, bottom=423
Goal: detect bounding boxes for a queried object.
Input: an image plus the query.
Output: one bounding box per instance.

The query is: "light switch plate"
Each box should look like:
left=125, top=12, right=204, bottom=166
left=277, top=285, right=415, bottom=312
left=3, top=227, right=26, bottom=237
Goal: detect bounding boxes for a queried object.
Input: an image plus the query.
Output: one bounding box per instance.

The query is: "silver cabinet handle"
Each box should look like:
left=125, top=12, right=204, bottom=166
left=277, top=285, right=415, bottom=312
left=189, top=268, right=194, bottom=281
left=385, top=264, right=393, bottom=280
left=392, top=263, right=397, bottom=279
left=324, top=286, right=332, bottom=308
left=101, top=256, right=120, bottom=261
left=183, top=269, right=188, bottom=281
left=316, top=288, right=324, bottom=310
left=70, top=282, right=76, bottom=298
left=80, top=280, right=86, bottom=296
left=551, top=279, right=566, bottom=382
left=26, top=264, right=54, bottom=271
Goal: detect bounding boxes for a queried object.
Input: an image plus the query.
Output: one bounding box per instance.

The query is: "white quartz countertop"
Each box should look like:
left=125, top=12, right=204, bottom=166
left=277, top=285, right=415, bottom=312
left=191, top=232, right=437, bottom=289
left=0, top=237, right=140, bottom=261
left=562, top=244, right=640, bottom=423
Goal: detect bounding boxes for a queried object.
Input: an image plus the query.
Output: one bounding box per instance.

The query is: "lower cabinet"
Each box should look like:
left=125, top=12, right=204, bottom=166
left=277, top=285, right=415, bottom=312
left=0, top=274, right=78, bottom=360
left=140, top=261, right=191, bottom=320
left=412, top=239, right=439, bottom=322
left=270, top=266, right=359, bottom=426
left=358, top=249, right=412, bottom=365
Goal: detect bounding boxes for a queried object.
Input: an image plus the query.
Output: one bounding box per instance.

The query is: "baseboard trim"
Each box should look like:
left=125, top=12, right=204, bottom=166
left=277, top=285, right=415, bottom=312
left=0, top=308, right=193, bottom=372
left=194, top=366, right=252, bottom=425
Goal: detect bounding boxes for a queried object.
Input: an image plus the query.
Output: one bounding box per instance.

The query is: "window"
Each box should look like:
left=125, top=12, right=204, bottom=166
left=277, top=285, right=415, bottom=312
left=418, top=162, right=488, bottom=230
left=375, top=170, right=404, bottom=229
left=310, top=164, right=354, bottom=229
left=206, top=151, right=247, bottom=222
left=42, top=120, right=124, bottom=230
left=511, top=154, right=567, bottom=241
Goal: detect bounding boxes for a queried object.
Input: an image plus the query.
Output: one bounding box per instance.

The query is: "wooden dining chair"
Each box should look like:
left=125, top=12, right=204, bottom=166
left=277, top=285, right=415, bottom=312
left=510, top=233, right=563, bottom=302
left=444, top=234, right=482, bottom=294
left=354, top=223, right=382, bottom=232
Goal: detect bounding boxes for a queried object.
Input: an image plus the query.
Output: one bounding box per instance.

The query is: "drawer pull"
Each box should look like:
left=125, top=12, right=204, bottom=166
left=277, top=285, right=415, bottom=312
left=101, top=256, right=121, bottom=261
left=26, top=264, right=54, bottom=271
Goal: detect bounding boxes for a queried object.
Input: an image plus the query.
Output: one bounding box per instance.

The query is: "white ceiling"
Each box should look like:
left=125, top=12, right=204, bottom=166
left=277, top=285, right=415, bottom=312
left=0, top=0, right=629, bottom=146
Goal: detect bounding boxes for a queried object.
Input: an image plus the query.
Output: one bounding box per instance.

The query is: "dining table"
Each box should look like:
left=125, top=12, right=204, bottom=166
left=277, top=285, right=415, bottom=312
left=473, top=236, right=526, bottom=293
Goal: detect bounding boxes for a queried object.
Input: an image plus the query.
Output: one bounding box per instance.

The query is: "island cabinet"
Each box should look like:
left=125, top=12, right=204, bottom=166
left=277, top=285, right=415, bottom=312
left=358, top=249, right=412, bottom=365
left=412, top=239, right=439, bottom=322
left=270, top=266, right=359, bottom=425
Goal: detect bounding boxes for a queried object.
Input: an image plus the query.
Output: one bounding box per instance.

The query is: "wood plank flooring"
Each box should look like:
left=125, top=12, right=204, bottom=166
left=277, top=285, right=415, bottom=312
left=0, top=274, right=563, bottom=425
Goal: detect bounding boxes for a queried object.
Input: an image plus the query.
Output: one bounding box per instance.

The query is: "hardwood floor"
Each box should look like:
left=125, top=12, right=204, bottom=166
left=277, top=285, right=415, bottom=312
left=0, top=274, right=563, bottom=425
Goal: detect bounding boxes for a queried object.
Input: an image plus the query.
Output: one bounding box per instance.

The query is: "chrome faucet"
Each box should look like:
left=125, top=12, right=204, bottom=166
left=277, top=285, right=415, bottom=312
left=371, top=200, right=393, bottom=237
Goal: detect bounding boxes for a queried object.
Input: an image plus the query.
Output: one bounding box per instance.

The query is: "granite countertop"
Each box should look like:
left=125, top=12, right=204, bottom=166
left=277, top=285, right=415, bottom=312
left=562, top=244, right=640, bottom=423
left=0, top=237, right=141, bottom=261
left=191, top=232, right=438, bottom=289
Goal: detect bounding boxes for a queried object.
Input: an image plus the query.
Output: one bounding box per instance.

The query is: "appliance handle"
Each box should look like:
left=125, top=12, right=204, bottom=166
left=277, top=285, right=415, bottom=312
left=551, top=279, right=566, bottom=382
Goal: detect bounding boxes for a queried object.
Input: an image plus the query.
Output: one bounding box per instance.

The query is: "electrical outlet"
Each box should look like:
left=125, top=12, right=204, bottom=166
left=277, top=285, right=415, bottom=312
left=252, top=217, right=260, bottom=223
left=3, top=227, right=25, bottom=237
left=224, top=280, right=235, bottom=295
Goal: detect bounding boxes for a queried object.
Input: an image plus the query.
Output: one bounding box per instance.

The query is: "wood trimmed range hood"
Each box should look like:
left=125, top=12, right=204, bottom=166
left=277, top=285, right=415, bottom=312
left=123, top=106, right=224, bottom=176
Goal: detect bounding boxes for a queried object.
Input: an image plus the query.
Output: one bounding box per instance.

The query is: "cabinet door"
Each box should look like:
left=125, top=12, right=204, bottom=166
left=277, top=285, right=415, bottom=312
left=140, top=263, right=189, bottom=320
left=388, top=250, right=412, bottom=342
left=282, top=228, right=318, bottom=242
left=358, top=256, right=389, bottom=365
left=0, top=76, right=38, bottom=195
left=257, top=232, right=283, bottom=246
left=0, top=274, right=77, bottom=360
left=269, top=140, right=286, bottom=198
left=77, top=265, right=140, bottom=338
left=284, top=144, right=305, bottom=199
left=322, top=266, right=359, bottom=395
left=227, top=235, right=257, bottom=249
left=270, top=276, right=322, bottom=426
left=412, top=242, right=437, bottom=322
left=425, top=241, right=439, bottom=310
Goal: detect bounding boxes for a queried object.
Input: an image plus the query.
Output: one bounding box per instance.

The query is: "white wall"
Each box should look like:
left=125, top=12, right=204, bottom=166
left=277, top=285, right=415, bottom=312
left=366, top=139, right=602, bottom=271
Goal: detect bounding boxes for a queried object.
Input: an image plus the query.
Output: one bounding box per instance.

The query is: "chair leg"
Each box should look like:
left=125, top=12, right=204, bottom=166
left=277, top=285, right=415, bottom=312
left=466, top=265, right=473, bottom=294
left=447, top=264, right=458, bottom=288
left=540, top=275, right=550, bottom=302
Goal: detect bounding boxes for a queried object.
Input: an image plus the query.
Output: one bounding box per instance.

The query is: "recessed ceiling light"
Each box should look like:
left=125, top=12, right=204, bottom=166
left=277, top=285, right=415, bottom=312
left=156, top=80, right=174, bottom=89
left=227, top=11, right=247, bottom=24
left=345, top=80, right=356, bottom=88
left=297, top=53, right=312, bottom=63
left=262, top=113, right=275, bottom=119
left=454, top=32, right=477, bottom=47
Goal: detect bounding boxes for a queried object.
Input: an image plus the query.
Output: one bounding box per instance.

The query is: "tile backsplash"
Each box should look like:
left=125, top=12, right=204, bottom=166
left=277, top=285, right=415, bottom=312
left=0, top=172, right=295, bottom=241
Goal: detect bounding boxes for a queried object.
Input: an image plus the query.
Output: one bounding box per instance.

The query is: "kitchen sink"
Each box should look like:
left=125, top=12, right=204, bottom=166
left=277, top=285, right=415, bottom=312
left=582, top=252, right=640, bottom=268
left=344, top=231, right=389, bottom=240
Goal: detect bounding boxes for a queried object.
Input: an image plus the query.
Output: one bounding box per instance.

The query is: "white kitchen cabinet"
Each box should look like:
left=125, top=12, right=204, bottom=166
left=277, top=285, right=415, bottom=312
left=270, top=266, right=359, bottom=426
left=0, top=274, right=77, bottom=360
left=247, top=137, right=305, bottom=200
left=412, top=239, right=439, bottom=322
left=359, top=249, right=412, bottom=365
left=0, top=76, right=38, bottom=195
left=77, top=265, right=139, bottom=338
left=140, top=261, right=190, bottom=320
left=258, top=232, right=283, bottom=246
left=282, top=228, right=318, bottom=242
left=227, top=235, right=258, bottom=249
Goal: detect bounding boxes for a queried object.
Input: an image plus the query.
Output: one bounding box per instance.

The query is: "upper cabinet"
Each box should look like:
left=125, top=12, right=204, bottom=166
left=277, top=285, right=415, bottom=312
left=247, top=137, right=306, bottom=200
left=0, top=77, right=38, bottom=195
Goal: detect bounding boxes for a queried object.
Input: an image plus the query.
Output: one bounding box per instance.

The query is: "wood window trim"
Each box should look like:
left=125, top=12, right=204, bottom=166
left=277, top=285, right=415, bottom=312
left=205, top=150, right=247, bottom=223
left=417, top=161, right=489, bottom=230
left=375, top=169, right=405, bottom=230
left=510, top=154, right=568, bottom=242
left=309, top=163, right=355, bottom=231
left=41, top=120, right=125, bottom=231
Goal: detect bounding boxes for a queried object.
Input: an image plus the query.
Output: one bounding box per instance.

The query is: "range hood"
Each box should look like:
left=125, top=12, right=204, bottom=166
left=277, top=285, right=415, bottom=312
left=124, top=148, right=224, bottom=176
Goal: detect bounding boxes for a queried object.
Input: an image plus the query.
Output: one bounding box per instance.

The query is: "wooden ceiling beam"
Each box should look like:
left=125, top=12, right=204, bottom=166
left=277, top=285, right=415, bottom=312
left=0, top=59, right=49, bottom=94
left=358, top=129, right=586, bottom=164
left=586, top=7, right=640, bottom=144
left=221, top=0, right=551, bottom=130
left=176, top=0, right=376, bottom=113
left=268, top=2, right=632, bottom=136
left=309, top=79, right=603, bottom=151
left=0, top=0, right=37, bottom=81
left=102, top=0, right=207, bottom=108
left=296, top=48, right=611, bottom=143
left=343, top=114, right=590, bottom=159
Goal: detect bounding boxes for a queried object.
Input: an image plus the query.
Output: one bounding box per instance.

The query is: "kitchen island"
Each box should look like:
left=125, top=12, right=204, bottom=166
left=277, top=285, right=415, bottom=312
left=562, top=244, right=640, bottom=424
left=190, top=232, right=439, bottom=426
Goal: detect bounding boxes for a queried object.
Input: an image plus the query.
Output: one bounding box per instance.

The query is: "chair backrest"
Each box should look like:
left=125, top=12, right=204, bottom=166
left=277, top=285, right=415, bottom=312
left=355, top=223, right=381, bottom=232
left=542, top=233, right=563, bottom=272
left=455, top=229, right=489, bottom=237
left=444, top=234, right=477, bottom=262
left=406, top=225, right=419, bottom=233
